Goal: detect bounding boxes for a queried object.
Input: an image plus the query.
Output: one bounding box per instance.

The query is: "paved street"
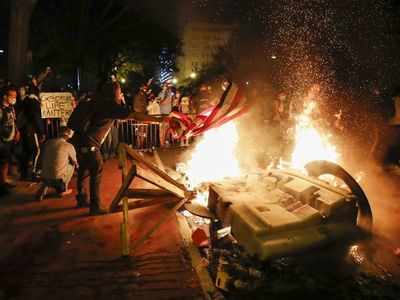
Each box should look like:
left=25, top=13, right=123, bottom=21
left=0, top=157, right=204, bottom=300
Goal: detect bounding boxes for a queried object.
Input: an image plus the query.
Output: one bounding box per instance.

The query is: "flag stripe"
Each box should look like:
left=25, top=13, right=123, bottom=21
left=165, top=81, right=249, bottom=139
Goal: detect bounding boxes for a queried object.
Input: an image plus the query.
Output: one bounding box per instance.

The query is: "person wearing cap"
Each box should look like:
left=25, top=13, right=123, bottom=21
left=36, top=127, right=77, bottom=201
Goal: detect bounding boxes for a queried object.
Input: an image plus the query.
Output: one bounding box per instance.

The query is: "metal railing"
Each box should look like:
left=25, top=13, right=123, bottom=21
left=42, top=118, right=189, bottom=151
left=118, top=120, right=161, bottom=151
left=43, top=118, right=62, bottom=139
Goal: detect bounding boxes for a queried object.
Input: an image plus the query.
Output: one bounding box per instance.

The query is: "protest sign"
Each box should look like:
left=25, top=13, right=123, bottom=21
left=40, top=92, right=74, bottom=119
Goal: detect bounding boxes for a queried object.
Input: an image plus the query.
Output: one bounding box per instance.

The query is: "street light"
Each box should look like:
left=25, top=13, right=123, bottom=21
left=190, top=72, right=197, bottom=79
left=120, top=78, right=126, bottom=84
left=172, top=77, right=178, bottom=84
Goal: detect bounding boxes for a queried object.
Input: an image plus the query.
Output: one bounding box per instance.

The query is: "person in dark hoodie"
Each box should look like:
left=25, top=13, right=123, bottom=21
left=20, top=83, right=46, bottom=180
left=68, top=78, right=159, bottom=215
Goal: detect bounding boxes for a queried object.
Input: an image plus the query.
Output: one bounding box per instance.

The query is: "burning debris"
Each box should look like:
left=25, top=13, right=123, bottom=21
left=110, top=80, right=392, bottom=297
left=105, top=76, right=391, bottom=297
left=173, top=121, right=373, bottom=294
left=178, top=160, right=373, bottom=295
left=207, top=163, right=371, bottom=254
left=169, top=85, right=379, bottom=295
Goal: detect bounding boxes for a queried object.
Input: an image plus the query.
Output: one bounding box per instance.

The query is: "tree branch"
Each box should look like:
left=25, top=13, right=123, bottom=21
left=95, top=1, right=134, bottom=34
left=100, top=0, right=116, bottom=19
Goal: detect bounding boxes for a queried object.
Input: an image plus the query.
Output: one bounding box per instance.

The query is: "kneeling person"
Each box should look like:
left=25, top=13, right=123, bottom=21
left=36, top=127, right=77, bottom=200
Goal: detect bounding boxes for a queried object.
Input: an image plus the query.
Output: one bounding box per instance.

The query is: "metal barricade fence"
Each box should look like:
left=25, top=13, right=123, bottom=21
left=43, top=118, right=191, bottom=151
left=118, top=120, right=161, bottom=151
left=43, top=118, right=62, bottom=139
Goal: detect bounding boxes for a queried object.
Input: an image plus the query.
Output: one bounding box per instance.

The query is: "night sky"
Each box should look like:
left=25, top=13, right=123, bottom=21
left=1, top=0, right=400, bottom=97
left=187, top=0, right=400, bottom=95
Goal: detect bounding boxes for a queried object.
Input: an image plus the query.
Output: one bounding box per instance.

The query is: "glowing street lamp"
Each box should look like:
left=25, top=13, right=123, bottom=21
left=120, top=78, right=126, bottom=84
left=190, top=72, right=197, bottom=79
left=172, top=77, right=178, bottom=84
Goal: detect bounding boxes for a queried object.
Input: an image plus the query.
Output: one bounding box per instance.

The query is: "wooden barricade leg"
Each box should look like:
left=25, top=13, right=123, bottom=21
left=110, top=164, right=137, bottom=212
left=120, top=197, right=130, bottom=256
left=118, top=143, right=128, bottom=183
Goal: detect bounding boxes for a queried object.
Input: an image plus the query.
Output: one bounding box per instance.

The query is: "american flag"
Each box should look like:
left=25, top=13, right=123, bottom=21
left=165, top=82, right=251, bottom=140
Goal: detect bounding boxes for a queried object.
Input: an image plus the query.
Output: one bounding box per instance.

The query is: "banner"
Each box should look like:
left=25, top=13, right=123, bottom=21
left=40, top=92, right=74, bottom=119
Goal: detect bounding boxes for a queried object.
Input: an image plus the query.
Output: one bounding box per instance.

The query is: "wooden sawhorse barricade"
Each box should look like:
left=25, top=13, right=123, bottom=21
left=110, top=143, right=191, bottom=212
left=110, top=143, right=193, bottom=253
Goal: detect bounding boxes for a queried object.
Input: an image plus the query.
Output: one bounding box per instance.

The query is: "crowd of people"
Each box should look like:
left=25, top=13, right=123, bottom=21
left=0, top=72, right=201, bottom=215
left=3, top=69, right=398, bottom=216
left=133, top=79, right=192, bottom=116
left=0, top=72, right=50, bottom=196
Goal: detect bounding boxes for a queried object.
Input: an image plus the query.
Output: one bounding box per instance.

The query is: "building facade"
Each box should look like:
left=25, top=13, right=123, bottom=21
left=177, top=22, right=235, bottom=80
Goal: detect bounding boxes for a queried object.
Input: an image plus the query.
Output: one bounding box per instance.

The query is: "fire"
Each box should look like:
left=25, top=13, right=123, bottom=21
left=290, top=101, right=339, bottom=169
left=178, top=100, right=340, bottom=207
left=183, top=121, right=241, bottom=189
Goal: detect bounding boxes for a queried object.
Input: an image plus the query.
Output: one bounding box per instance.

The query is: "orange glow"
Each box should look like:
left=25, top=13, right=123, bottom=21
left=184, top=122, right=241, bottom=188
left=290, top=101, right=339, bottom=169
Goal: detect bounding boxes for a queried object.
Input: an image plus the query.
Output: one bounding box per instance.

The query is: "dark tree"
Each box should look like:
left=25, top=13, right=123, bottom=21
left=8, top=0, right=38, bottom=85
left=30, top=0, right=179, bottom=90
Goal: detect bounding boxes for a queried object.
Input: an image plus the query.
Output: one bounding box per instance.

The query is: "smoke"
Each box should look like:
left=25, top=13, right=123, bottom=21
left=234, top=84, right=281, bottom=171
left=176, top=1, right=400, bottom=244
left=356, top=161, right=400, bottom=245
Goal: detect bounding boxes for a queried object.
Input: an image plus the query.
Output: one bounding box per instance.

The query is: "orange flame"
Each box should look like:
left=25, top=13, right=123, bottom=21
left=290, top=101, right=340, bottom=169
left=179, top=121, right=241, bottom=193
left=179, top=100, right=341, bottom=206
